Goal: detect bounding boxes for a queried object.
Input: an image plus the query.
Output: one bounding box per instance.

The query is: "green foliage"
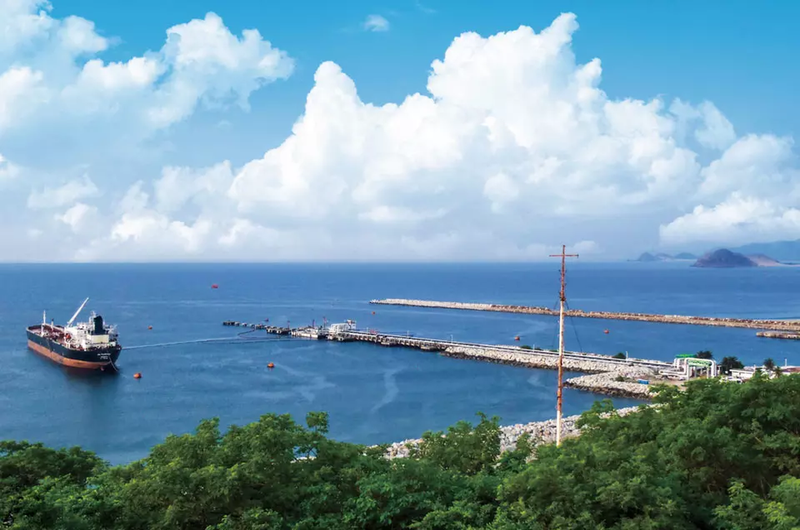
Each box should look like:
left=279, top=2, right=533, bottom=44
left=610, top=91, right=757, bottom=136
left=411, top=413, right=501, bottom=475
left=519, top=344, right=532, bottom=350
left=764, top=358, right=776, bottom=371
left=613, top=352, right=627, bottom=359
left=714, top=477, right=800, bottom=530
left=3, top=375, right=800, bottom=528
left=720, top=356, right=745, bottom=375
left=695, top=350, right=714, bottom=359
left=0, top=441, right=106, bottom=528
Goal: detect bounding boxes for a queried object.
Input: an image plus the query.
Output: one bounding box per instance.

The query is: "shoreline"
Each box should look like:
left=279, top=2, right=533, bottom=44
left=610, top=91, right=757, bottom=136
left=382, top=405, right=646, bottom=459
left=371, top=298, right=800, bottom=332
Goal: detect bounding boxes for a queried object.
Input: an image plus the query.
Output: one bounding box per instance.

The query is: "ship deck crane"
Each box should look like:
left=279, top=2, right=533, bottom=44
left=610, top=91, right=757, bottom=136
left=67, top=298, right=89, bottom=327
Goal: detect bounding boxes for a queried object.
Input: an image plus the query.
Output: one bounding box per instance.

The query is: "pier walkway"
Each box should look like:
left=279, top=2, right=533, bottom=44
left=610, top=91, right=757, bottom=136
left=221, top=320, right=671, bottom=374
left=331, top=330, right=669, bottom=370
left=369, top=299, right=800, bottom=333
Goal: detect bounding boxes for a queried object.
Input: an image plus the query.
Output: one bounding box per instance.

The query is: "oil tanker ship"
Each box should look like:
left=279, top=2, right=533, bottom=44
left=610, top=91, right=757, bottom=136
left=26, top=298, right=122, bottom=370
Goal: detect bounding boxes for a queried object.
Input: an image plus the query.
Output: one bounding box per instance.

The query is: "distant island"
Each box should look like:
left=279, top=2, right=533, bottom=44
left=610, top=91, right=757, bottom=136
left=691, top=249, right=795, bottom=268
left=730, top=239, right=800, bottom=261
left=632, top=252, right=697, bottom=262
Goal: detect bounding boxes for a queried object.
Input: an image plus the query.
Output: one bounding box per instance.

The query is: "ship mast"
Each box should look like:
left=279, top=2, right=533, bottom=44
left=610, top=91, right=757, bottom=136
left=549, top=245, right=578, bottom=446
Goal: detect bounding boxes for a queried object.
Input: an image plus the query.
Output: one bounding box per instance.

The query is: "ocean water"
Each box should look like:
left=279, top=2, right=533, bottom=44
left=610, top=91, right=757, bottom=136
left=0, top=262, right=798, bottom=464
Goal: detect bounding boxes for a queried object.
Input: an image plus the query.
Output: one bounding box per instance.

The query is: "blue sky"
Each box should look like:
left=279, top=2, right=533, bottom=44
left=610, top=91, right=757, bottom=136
left=1, top=0, right=799, bottom=261
left=54, top=0, right=799, bottom=157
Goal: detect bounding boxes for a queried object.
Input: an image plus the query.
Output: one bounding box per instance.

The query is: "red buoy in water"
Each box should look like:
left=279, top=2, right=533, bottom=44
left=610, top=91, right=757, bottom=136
left=372, top=311, right=376, bottom=315
left=148, top=326, right=153, bottom=330
left=267, top=362, right=275, bottom=369
left=514, top=336, right=520, bottom=341
left=211, top=284, right=219, bottom=289
left=133, top=372, right=142, bottom=379
left=604, top=329, right=610, bottom=334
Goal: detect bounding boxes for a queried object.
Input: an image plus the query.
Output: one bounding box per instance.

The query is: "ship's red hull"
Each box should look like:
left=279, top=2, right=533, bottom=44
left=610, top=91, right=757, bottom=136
left=27, top=340, right=112, bottom=369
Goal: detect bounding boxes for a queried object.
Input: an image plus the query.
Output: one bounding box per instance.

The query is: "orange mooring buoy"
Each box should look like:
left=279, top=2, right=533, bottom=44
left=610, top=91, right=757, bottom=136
left=133, top=372, right=142, bottom=379
left=604, top=329, right=610, bottom=334
left=148, top=326, right=153, bottom=330
left=211, top=284, right=219, bottom=289
left=267, top=362, right=275, bottom=369
left=514, top=336, right=520, bottom=341
left=372, top=311, right=376, bottom=315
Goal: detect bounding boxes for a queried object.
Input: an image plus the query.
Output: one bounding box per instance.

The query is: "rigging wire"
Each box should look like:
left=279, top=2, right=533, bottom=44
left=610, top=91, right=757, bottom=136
left=546, top=270, right=561, bottom=351
left=548, top=297, right=560, bottom=351
left=125, top=332, right=295, bottom=350
left=564, top=300, right=585, bottom=354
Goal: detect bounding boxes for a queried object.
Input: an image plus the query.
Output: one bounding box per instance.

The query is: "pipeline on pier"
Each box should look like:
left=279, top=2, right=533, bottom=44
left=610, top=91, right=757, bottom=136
left=220, top=319, right=672, bottom=375
left=369, top=298, right=800, bottom=333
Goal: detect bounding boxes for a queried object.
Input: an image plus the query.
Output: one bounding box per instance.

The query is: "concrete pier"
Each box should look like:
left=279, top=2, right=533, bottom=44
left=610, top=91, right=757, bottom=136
left=221, top=320, right=666, bottom=398
left=370, top=298, right=800, bottom=332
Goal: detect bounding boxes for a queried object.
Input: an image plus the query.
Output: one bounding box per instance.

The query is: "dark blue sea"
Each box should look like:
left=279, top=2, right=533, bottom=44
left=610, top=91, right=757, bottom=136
left=1, top=262, right=798, bottom=464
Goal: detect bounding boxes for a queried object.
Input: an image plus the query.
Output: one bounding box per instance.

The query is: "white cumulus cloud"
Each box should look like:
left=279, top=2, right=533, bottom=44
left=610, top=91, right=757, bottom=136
left=0, top=153, right=20, bottom=181
left=56, top=202, right=98, bottom=232
left=660, top=194, right=800, bottom=247
left=363, top=14, right=390, bottom=32
left=0, top=4, right=294, bottom=139
left=659, top=133, right=800, bottom=247
left=3, top=8, right=799, bottom=261
left=67, top=13, right=795, bottom=260
left=27, top=175, right=99, bottom=209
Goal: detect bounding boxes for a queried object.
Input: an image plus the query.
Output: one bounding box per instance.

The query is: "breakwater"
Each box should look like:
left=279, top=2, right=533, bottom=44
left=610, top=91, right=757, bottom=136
left=370, top=299, right=800, bottom=332
left=383, top=405, right=645, bottom=458
left=564, top=369, right=656, bottom=398
left=756, top=331, right=800, bottom=340
left=439, top=344, right=666, bottom=375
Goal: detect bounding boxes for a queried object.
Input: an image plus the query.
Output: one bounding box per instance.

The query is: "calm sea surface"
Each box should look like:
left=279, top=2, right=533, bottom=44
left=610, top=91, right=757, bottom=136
left=1, top=262, right=798, bottom=464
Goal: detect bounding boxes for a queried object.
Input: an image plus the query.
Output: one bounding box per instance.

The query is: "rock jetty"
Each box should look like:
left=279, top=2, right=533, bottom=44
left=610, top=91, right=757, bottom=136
left=370, top=298, right=800, bottom=332
left=564, top=368, right=655, bottom=398
left=442, top=344, right=661, bottom=375
left=756, top=331, right=800, bottom=340
left=383, top=405, right=645, bottom=459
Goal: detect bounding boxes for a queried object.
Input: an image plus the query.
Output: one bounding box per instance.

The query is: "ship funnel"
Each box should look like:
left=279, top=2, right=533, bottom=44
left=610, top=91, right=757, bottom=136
left=93, top=315, right=104, bottom=335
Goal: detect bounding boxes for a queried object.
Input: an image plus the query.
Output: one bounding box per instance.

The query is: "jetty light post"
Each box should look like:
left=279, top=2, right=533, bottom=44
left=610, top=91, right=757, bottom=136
left=549, top=244, right=578, bottom=446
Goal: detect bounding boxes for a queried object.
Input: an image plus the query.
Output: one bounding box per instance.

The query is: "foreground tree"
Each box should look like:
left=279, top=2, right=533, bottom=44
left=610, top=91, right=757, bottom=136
left=0, top=441, right=106, bottom=528
left=720, top=356, right=745, bottom=375
left=495, top=373, right=800, bottom=529
left=3, top=374, right=800, bottom=529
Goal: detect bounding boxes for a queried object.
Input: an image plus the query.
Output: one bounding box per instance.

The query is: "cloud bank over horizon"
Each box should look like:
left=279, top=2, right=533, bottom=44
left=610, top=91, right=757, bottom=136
left=1, top=2, right=798, bottom=262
